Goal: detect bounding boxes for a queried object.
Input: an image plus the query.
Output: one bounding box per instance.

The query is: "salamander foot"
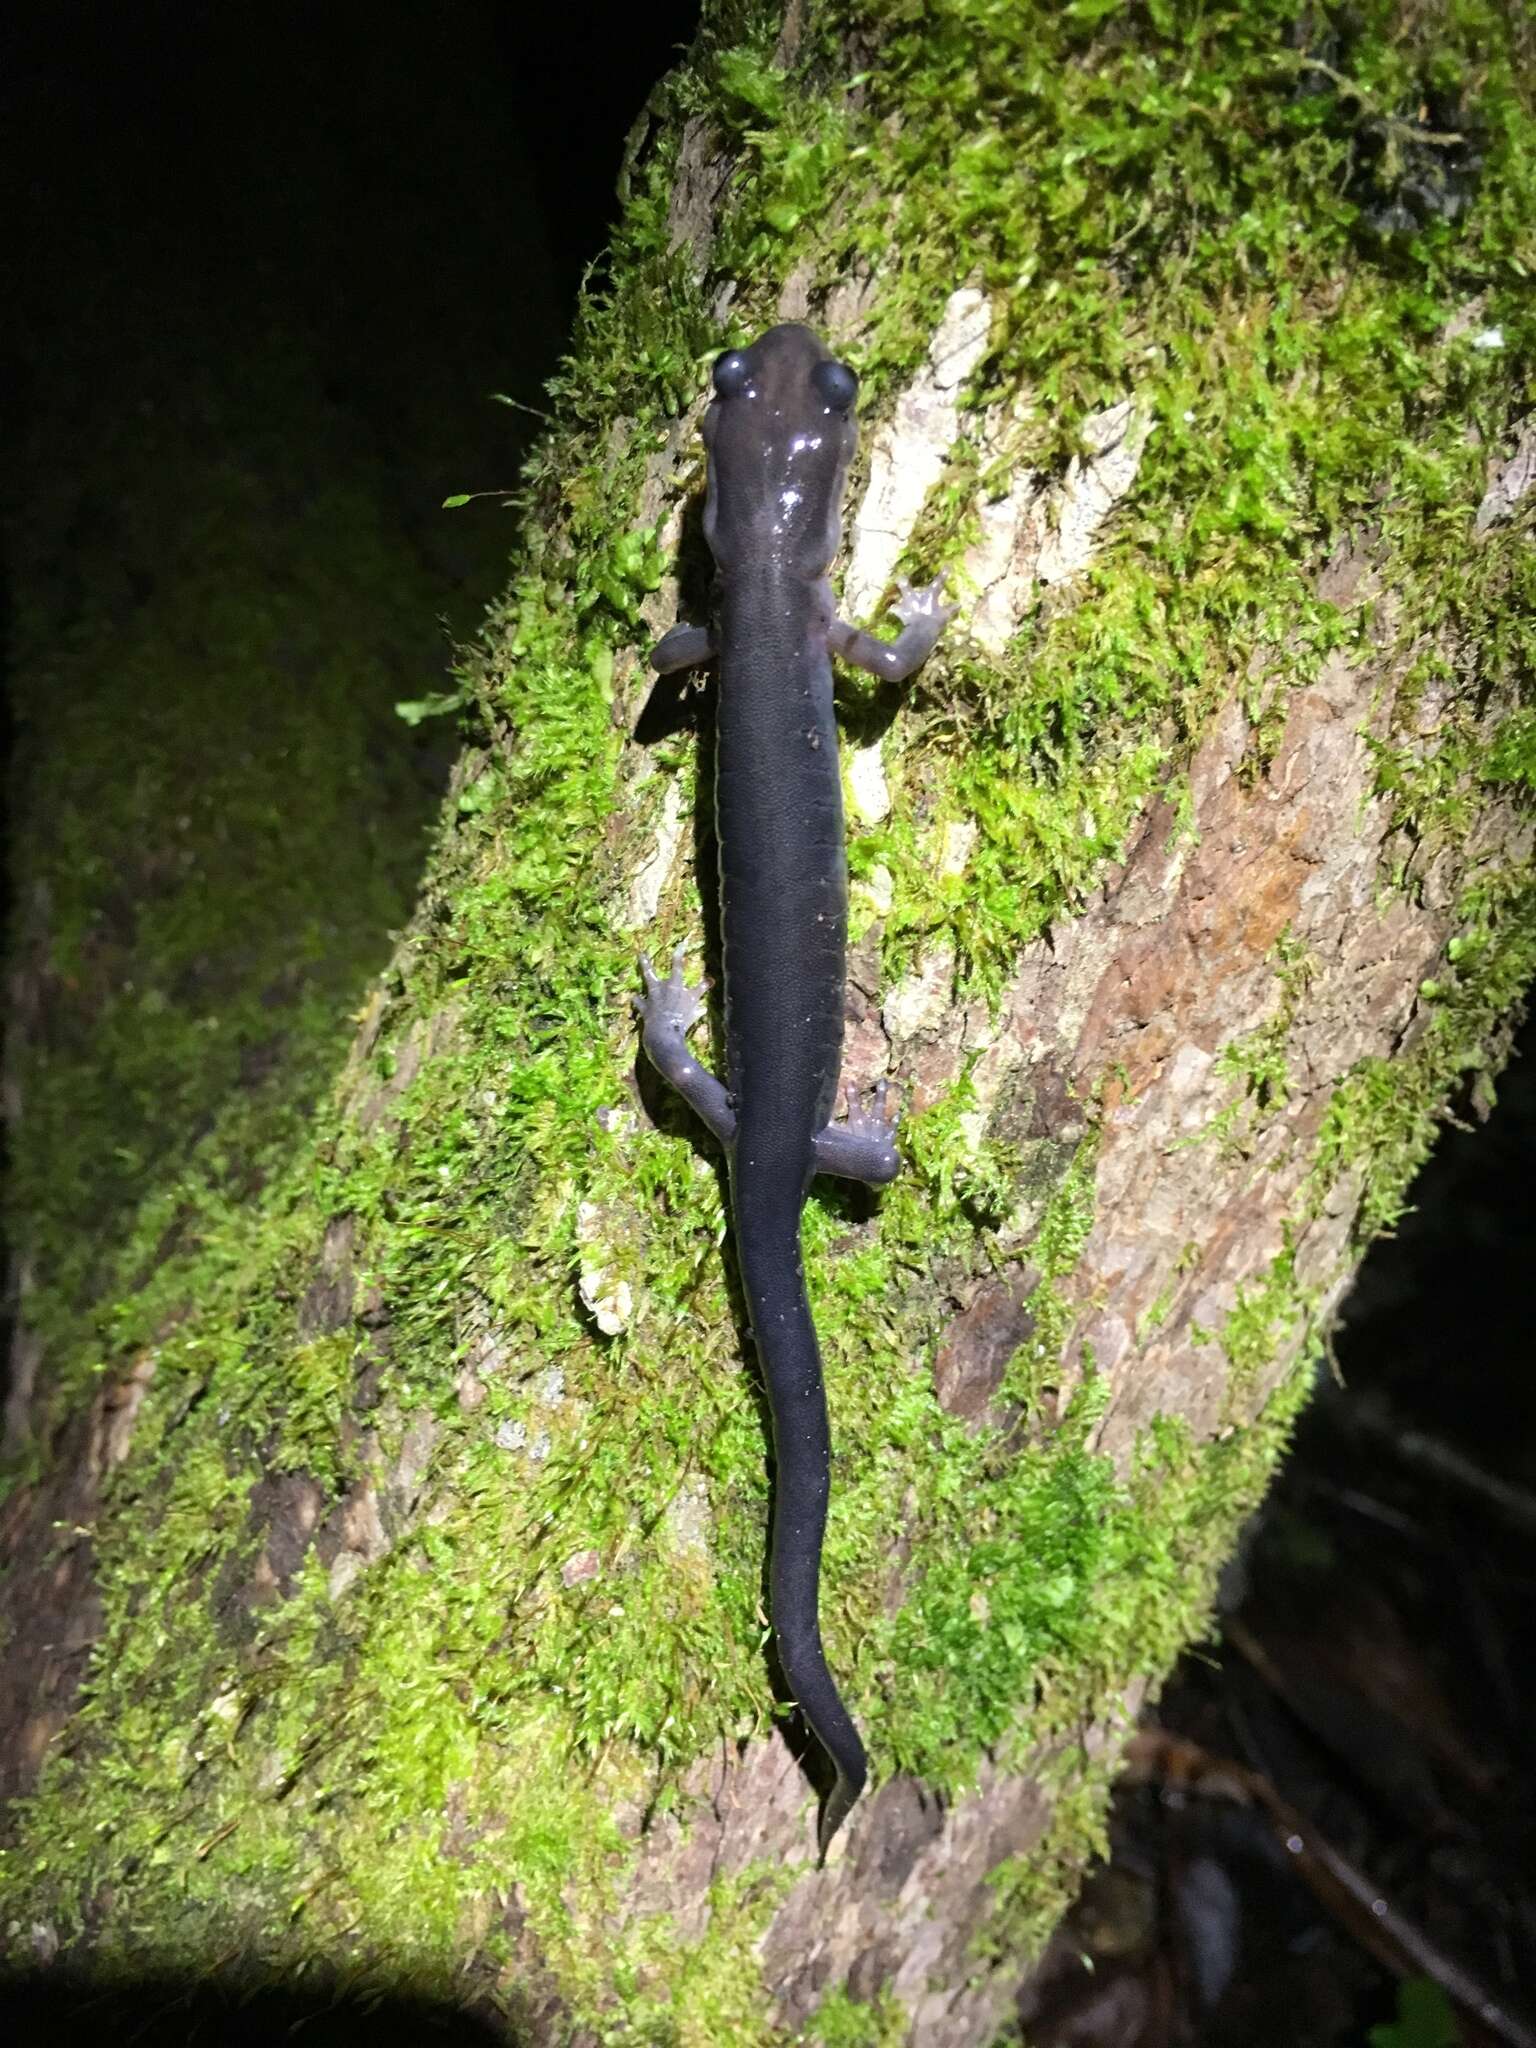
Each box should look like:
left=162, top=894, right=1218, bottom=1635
left=891, top=572, right=958, bottom=632
left=815, top=1077, right=902, bottom=1186
left=634, top=945, right=707, bottom=1036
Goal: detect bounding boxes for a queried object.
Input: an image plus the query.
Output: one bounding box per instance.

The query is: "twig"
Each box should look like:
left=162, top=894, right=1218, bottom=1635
left=1348, top=1392, right=1536, bottom=1537
left=1128, top=1729, right=1536, bottom=2048
left=1282, top=55, right=1466, bottom=145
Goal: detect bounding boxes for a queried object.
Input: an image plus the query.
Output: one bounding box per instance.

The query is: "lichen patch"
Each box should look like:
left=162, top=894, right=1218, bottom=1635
left=843, top=287, right=992, bottom=617
left=1475, top=414, right=1536, bottom=534
left=965, top=395, right=1153, bottom=657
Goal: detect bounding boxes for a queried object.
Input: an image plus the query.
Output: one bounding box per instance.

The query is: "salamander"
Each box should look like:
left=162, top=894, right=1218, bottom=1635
left=635, top=322, right=954, bottom=1852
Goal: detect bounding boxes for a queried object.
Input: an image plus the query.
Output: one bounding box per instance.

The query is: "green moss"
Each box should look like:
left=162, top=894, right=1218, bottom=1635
left=1313, top=864, right=1536, bottom=1243
left=977, top=1768, right=1115, bottom=1970
left=1217, top=1233, right=1309, bottom=1411
left=605, top=1868, right=798, bottom=2048
left=1186, top=931, right=1319, bottom=1157
left=5, top=0, right=1535, bottom=2034
left=1002, top=1130, right=1102, bottom=1404
left=805, top=1986, right=910, bottom=2048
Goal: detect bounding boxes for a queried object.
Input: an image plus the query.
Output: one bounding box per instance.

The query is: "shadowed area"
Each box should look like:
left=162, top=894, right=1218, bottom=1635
left=0, top=1971, right=518, bottom=2045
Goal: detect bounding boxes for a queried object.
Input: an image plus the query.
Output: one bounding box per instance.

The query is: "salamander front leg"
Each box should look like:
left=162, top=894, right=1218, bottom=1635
left=814, top=1079, right=902, bottom=1186
left=829, top=575, right=956, bottom=684
left=634, top=947, right=736, bottom=1147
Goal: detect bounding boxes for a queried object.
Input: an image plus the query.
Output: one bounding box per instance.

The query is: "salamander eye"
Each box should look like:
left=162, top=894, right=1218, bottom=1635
left=810, top=359, right=859, bottom=412
left=712, top=350, right=752, bottom=399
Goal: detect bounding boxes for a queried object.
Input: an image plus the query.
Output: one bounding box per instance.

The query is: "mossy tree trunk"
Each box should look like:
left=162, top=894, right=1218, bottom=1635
left=4, top=3, right=1535, bottom=2044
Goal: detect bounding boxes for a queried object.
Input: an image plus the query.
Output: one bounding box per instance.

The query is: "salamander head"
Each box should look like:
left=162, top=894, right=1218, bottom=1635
left=700, top=323, right=859, bottom=580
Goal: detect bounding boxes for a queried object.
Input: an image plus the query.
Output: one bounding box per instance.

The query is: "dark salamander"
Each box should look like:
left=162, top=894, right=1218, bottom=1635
left=635, top=323, right=954, bottom=1852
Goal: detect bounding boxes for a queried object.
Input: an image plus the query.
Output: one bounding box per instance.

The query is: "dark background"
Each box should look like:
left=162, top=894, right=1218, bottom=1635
left=1, top=3, right=1533, bottom=2043
left=2, top=0, right=705, bottom=615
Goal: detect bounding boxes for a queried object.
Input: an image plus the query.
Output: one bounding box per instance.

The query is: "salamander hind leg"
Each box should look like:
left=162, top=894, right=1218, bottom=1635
left=650, top=621, right=716, bottom=675
left=814, top=1079, right=902, bottom=1186
left=634, top=946, right=736, bottom=1147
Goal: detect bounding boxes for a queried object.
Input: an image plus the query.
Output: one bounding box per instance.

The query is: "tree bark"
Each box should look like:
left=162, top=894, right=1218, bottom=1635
left=4, top=4, right=1535, bottom=2044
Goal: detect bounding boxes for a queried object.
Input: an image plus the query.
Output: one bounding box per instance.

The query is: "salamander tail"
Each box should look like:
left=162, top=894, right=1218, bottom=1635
left=815, top=1720, right=868, bottom=1859
left=734, top=1173, right=869, bottom=1855
left=774, top=1503, right=870, bottom=1860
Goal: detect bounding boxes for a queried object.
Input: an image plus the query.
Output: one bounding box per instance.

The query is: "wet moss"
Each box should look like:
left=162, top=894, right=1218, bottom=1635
left=4, top=0, right=1534, bottom=2036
